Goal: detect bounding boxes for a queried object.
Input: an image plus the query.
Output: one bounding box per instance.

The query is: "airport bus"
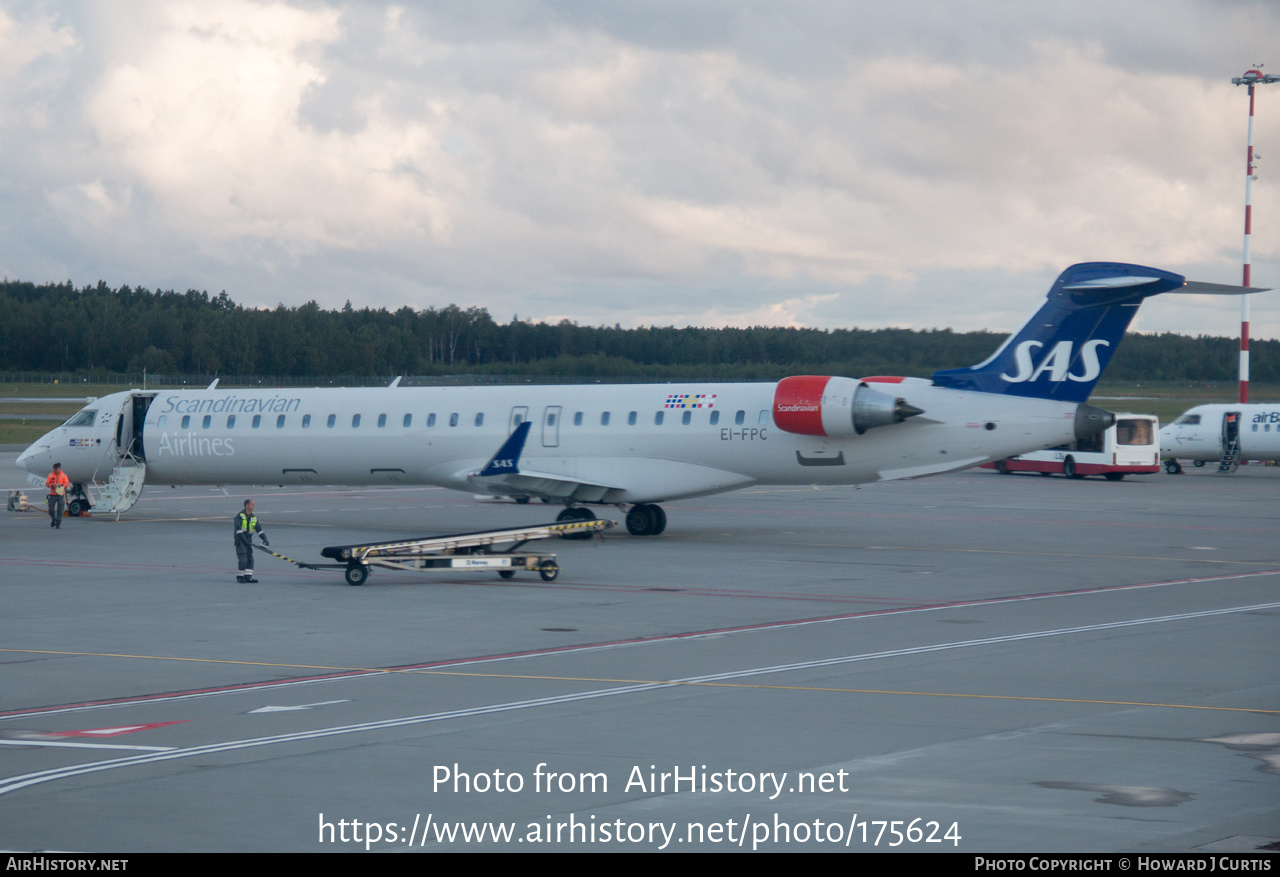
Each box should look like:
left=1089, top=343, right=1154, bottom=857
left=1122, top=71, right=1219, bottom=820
left=982, top=414, right=1160, bottom=480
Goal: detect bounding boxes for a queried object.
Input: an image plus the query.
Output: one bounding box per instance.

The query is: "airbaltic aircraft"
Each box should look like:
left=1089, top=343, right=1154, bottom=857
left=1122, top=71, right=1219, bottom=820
left=16, top=262, right=1262, bottom=535
left=1160, top=403, right=1280, bottom=472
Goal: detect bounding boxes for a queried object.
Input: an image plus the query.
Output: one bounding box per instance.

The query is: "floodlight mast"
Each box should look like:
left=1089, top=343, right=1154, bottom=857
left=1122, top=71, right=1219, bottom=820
left=1231, top=68, right=1280, bottom=403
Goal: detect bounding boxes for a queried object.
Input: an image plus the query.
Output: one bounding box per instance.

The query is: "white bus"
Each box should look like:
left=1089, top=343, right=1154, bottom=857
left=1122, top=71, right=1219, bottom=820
left=983, top=414, right=1161, bottom=480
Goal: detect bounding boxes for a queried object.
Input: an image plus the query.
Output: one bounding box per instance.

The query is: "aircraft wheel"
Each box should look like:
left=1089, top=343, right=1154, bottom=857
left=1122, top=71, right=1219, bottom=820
left=995, top=460, right=1010, bottom=475
left=1164, top=459, right=1183, bottom=474
left=498, top=570, right=515, bottom=579
left=1062, top=457, right=1079, bottom=479
left=626, top=504, right=655, bottom=535
left=650, top=504, right=667, bottom=535
left=345, top=564, right=369, bottom=586
left=68, top=498, right=89, bottom=517
left=1193, top=459, right=1206, bottom=468
left=1104, top=473, right=1125, bottom=481
left=539, top=562, right=560, bottom=582
left=557, top=507, right=596, bottom=539
left=515, top=496, right=530, bottom=504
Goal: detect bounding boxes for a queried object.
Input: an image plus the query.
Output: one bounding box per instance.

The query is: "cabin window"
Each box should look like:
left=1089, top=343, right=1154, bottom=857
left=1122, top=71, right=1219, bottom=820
left=158, top=415, right=168, bottom=428
left=475, top=413, right=485, bottom=427
left=449, top=413, right=459, bottom=427
left=64, top=410, right=97, bottom=428
left=681, top=411, right=691, bottom=425
left=227, top=415, right=236, bottom=429
left=654, top=411, right=664, bottom=425
left=327, top=414, right=336, bottom=428
left=1176, top=414, right=1201, bottom=425
left=301, top=414, right=310, bottom=428
left=277, top=414, right=286, bottom=428
left=735, top=410, right=745, bottom=425
left=601, top=411, right=611, bottom=426
left=427, top=413, right=437, bottom=427
left=377, top=414, right=387, bottom=428
left=181, top=415, right=190, bottom=429
left=547, top=412, right=557, bottom=426
left=352, top=414, right=361, bottom=428
left=758, top=410, right=769, bottom=425
left=403, top=414, right=412, bottom=427
left=628, top=411, right=637, bottom=425
left=574, top=411, right=583, bottom=426
left=710, top=410, right=720, bottom=425
left=252, top=415, right=261, bottom=429
left=202, top=415, right=211, bottom=429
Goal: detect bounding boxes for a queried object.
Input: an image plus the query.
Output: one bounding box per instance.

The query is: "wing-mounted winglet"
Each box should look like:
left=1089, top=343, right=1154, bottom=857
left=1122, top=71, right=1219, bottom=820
left=478, top=420, right=531, bottom=478
left=930, top=262, right=1267, bottom=404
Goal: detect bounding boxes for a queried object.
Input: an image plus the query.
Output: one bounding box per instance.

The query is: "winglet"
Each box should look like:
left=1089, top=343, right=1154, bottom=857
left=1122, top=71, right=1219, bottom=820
left=478, top=420, right=531, bottom=477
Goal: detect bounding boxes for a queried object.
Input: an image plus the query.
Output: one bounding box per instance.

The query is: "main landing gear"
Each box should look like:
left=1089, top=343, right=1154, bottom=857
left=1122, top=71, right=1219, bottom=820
left=556, top=506, right=598, bottom=540
left=624, top=503, right=667, bottom=536
left=555, top=503, right=668, bottom=536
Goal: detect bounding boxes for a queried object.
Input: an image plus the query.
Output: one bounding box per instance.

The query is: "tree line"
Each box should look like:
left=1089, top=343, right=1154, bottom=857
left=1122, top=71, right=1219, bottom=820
left=1, top=279, right=1274, bottom=382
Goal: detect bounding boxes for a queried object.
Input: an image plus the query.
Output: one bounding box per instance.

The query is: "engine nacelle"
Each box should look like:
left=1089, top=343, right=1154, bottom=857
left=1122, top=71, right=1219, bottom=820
left=773, top=376, right=923, bottom=437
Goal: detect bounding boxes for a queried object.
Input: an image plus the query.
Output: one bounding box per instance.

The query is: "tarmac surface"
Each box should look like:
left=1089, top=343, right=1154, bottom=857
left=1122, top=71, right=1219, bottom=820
left=1, top=446, right=1277, bottom=852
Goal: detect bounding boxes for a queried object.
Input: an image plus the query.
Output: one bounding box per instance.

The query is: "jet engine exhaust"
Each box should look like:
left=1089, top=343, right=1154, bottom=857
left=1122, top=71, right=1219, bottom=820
left=851, top=384, right=925, bottom=434
left=1073, top=404, right=1116, bottom=442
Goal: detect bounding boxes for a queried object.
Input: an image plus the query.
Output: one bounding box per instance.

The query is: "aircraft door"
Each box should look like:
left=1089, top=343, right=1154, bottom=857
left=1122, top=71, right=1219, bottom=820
left=542, top=406, right=561, bottom=448
left=114, top=393, right=158, bottom=461
left=509, top=406, right=529, bottom=435
left=1222, top=412, right=1240, bottom=451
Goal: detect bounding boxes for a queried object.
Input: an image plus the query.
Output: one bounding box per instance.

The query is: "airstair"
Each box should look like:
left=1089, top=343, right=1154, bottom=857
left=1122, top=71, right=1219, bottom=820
left=98, top=459, right=146, bottom=517
left=1217, top=437, right=1241, bottom=473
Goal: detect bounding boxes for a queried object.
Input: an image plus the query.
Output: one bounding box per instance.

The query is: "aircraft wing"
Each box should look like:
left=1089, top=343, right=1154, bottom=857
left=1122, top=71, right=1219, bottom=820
left=467, top=420, right=623, bottom=502
left=468, top=467, right=622, bottom=502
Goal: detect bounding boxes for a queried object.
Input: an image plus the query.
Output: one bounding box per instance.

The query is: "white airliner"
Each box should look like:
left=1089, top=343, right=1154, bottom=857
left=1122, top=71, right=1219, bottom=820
left=16, top=262, right=1263, bottom=535
left=1160, top=403, right=1280, bottom=472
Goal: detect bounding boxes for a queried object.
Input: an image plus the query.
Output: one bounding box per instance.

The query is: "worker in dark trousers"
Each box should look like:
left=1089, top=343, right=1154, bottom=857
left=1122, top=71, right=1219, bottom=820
left=234, top=499, right=268, bottom=583
left=46, top=463, right=70, bottom=528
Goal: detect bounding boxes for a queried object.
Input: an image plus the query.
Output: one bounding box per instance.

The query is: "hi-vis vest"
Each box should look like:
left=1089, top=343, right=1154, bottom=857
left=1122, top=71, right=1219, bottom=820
left=235, top=512, right=258, bottom=541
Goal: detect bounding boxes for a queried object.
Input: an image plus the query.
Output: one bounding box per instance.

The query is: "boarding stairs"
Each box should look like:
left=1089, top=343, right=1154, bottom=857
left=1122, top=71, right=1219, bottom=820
left=1217, top=438, right=1241, bottom=474
left=97, top=459, right=147, bottom=517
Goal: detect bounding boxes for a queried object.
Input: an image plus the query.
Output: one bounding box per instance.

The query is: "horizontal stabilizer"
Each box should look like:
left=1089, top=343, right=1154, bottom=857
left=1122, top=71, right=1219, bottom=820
left=1177, top=280, right=1271, bottom=295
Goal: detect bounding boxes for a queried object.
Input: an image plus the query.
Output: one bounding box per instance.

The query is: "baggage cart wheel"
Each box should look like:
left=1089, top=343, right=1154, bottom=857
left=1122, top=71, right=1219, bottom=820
left=498, top=570, right=515, bottom=579
left=345, top=564, right=369, bottom=586
left=539, top=562, right=560, bottom=582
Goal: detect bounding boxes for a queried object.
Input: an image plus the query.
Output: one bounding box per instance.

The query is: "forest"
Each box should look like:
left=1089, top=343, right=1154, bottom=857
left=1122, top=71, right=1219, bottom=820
left=1, top=279, right=1272, bottom=383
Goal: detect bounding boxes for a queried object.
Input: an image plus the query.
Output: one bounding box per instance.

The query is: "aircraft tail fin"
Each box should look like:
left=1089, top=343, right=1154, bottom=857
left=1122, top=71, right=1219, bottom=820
left=931, top=262, right=1266, bottom=403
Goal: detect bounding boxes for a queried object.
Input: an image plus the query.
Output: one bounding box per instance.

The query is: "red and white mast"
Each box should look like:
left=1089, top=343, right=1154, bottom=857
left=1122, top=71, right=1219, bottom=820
left=1231, top=67, right=1279, bottom=403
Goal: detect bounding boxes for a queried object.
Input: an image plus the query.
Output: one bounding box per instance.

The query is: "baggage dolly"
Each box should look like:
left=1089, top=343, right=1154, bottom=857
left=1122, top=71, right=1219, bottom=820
left=267, top=518, right=615, bottom=586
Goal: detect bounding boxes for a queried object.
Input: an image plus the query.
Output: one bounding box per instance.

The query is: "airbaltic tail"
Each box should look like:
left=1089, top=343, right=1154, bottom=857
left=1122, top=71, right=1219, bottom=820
left=15, top=263, right=1265, bottom=534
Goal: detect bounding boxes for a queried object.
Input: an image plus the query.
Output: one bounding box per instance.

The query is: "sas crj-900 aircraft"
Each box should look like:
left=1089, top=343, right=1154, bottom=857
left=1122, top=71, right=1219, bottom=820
left=17, top=263, right=1263, bottom=535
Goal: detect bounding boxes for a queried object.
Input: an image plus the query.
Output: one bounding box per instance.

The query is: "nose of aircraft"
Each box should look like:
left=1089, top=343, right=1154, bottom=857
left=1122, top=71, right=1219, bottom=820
left=15, top=436, right=51, bottom=476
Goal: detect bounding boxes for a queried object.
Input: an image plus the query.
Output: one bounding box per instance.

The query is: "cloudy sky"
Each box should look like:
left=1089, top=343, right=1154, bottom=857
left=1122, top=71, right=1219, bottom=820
left=3, top=1, right=1279, bottom=340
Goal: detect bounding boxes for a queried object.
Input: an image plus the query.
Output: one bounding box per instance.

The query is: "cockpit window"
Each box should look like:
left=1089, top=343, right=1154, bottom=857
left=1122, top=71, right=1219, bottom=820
left=1176, top=414, right=1201, bottom=425
left=63, top=410, right=97, bottom=428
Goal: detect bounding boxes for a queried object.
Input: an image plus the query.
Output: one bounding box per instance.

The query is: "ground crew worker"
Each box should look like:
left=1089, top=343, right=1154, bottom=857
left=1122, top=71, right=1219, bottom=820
left=46, top=463, right=70, bottom=529
left=234, top=498, right=268, bottom=583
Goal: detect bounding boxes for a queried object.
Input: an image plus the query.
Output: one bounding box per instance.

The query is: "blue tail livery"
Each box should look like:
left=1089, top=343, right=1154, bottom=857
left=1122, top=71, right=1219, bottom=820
left=931, top=262, right=1263, bottom=403
left=478, top=420, right=531, bottom=477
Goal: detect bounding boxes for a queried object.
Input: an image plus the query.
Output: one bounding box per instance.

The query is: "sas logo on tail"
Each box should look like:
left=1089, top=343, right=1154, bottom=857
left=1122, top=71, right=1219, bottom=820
left=1000, top=340, right=1109, bottom=384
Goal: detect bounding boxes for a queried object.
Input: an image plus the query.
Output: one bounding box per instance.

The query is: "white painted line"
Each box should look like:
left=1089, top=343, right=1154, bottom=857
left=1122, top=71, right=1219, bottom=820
left=248, top=700, right=349, bottom=713
left=0, top=739, right=175, bottom=752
